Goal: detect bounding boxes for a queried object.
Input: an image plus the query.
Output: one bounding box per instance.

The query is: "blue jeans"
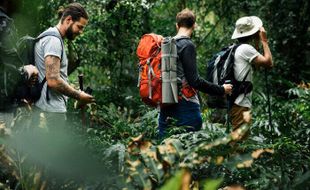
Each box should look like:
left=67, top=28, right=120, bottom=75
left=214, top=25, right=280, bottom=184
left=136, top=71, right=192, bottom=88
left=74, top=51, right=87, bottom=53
left=158, top=99, right=202, bottom=138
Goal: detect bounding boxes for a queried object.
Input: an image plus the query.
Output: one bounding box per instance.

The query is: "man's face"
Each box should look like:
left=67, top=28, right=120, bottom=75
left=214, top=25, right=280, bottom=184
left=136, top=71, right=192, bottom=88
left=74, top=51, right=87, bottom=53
left=65, top=17, right=88, bottom=40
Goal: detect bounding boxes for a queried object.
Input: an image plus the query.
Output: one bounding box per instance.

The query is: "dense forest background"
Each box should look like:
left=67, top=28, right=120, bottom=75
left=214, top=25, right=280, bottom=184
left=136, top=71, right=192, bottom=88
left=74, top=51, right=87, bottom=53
left=0, top=0, right=309, bottom=189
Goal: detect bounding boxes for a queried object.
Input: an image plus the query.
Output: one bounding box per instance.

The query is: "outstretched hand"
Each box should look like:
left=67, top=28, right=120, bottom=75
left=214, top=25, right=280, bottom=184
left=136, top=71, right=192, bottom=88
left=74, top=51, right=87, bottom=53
left=77, top=91, right=95, bottom=107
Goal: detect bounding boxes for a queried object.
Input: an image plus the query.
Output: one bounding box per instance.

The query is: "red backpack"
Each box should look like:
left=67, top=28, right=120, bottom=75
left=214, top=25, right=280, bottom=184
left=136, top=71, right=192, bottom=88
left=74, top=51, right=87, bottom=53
left=136, top=33, right=163, bottom=107
left=136, top=33, right=197, bottom=107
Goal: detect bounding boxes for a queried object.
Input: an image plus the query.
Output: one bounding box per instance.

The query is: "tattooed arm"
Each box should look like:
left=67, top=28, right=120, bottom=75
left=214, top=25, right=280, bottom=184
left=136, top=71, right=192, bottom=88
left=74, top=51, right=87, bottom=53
left=45, top=55, right=94, bottom=103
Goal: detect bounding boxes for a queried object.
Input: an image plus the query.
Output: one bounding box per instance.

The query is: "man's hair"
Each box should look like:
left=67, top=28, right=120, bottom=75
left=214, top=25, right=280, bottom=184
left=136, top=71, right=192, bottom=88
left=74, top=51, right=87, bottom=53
left=176, top=8, right=196, bottom=28
left=237, top=31, right=260, bottom=43
left=58, top=3, right=88, bottom=23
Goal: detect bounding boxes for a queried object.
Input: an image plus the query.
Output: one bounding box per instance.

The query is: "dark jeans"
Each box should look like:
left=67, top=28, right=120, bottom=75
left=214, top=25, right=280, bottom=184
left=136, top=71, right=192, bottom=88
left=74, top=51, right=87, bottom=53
left=158, top=99, right=202, bottom=138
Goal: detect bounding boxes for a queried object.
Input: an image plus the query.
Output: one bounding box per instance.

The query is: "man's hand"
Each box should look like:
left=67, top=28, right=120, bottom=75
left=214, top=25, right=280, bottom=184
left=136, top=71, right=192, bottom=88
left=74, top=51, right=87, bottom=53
left=77, top=91, right=95, bottom=106
left=223, top=84, right=233, bottom=95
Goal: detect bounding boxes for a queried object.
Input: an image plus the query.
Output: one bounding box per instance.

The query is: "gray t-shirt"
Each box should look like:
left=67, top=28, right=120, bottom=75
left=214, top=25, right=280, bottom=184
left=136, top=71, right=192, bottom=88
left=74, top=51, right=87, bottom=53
left=233, top=44, right=260, bottom=108
left=34, top=27, right=68, bottom=113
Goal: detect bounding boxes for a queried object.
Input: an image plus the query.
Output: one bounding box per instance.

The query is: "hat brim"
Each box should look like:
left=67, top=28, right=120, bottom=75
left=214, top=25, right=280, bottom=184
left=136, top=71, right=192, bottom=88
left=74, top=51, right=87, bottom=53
left=231, top=16, right=263, bottom=39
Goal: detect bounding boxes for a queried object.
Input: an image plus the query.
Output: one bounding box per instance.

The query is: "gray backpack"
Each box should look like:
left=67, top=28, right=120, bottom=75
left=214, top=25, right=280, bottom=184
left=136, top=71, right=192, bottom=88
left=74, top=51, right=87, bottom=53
left=161, top=36, right=178, bottom=104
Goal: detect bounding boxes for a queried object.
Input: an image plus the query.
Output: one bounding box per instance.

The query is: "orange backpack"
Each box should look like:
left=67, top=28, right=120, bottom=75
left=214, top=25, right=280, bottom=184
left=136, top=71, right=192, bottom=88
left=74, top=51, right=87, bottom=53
left=136, top=33, right=197, bottom=107
left=136, top=33, right=163, bottom=107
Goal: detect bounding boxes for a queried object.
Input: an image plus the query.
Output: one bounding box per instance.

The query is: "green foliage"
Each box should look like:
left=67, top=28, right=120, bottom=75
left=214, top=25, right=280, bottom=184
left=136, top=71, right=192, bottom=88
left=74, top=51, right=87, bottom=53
left=88, top=103, right=158, bottom=142
left=1, top=0, right=309, bottom=189
left=204, top=178, right=223, bottom=190
left=223, top=86, right=310, bottom=190
left=123, top=124, right=251, bottom=189
left=70, top=0, right=150, bottom=108
left=160, top=170, right=183, bottom=190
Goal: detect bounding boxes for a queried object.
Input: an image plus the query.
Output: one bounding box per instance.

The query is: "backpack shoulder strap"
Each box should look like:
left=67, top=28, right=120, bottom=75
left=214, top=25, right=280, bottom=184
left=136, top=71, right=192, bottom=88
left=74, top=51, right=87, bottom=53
left=231, top=43, right=241, bottom=53
left=229, top=43, right=241, bottom=63
left=35, top=30, right=64, bottom=102
left=242, top=68, right=251, bottom=82
left=232, top=43, right=250, bottom=82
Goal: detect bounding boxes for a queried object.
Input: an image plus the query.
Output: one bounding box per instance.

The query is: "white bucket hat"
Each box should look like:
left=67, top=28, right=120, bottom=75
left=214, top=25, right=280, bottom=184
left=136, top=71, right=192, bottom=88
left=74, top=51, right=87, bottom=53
left=231, top=16, right=263, bottom=39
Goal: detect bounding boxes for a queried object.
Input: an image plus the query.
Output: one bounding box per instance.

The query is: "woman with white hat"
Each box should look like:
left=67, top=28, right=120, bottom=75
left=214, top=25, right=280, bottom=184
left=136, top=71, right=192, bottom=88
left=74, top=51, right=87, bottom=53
left=230, top=16, right=273, bottom=131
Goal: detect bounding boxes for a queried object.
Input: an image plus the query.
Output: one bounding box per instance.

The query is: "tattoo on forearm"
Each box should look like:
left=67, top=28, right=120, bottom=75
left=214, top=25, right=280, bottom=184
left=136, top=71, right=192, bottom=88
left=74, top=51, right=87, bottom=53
left=45, top=55, right=80, bottom=100
left=57, top=82, right=80, bottom=100
left=46, top=56, right=60, bottom=80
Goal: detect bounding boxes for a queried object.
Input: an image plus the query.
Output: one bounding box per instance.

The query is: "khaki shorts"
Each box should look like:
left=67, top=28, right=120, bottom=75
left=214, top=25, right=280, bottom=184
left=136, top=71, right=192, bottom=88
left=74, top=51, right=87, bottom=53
left=230, top=104, right=251, bottom=130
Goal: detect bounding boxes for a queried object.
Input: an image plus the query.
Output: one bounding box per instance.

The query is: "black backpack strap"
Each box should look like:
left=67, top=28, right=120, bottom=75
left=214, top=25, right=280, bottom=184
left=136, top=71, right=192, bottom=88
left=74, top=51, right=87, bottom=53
left=36, top=30, right=64, bottom=102
left=242, top=69, right=250, bottom=82
left=231, top=43, right=241, bottom=55
left=36, top=31, right=64, bottom=60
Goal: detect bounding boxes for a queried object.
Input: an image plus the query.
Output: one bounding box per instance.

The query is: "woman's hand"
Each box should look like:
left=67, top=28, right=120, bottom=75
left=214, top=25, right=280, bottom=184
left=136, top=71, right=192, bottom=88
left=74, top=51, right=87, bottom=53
left=259, top=27, right=268, bottom=42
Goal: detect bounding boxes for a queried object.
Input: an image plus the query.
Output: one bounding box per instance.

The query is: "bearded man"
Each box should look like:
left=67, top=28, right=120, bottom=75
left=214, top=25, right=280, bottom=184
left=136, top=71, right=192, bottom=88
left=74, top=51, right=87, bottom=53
left=33, top=3, right=95, bottom=128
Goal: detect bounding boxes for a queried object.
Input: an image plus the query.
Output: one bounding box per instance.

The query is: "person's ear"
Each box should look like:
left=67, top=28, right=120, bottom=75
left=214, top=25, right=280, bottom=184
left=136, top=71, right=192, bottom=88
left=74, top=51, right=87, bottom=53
left=64, top=15, right=73, bottom=24
left=176, top=23, right=179, bottom=30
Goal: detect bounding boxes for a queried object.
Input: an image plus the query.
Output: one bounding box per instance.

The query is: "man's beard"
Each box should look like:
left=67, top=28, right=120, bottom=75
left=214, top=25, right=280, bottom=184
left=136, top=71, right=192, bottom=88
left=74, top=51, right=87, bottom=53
left=65, top=24, right=76, bottom=40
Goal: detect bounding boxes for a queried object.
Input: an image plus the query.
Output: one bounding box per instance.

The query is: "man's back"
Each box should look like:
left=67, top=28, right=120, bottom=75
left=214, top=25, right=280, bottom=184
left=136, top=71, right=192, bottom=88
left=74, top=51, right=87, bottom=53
left=175, top=37, right=200, bottom=104
left=175, top=37, right=225, bottom=97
